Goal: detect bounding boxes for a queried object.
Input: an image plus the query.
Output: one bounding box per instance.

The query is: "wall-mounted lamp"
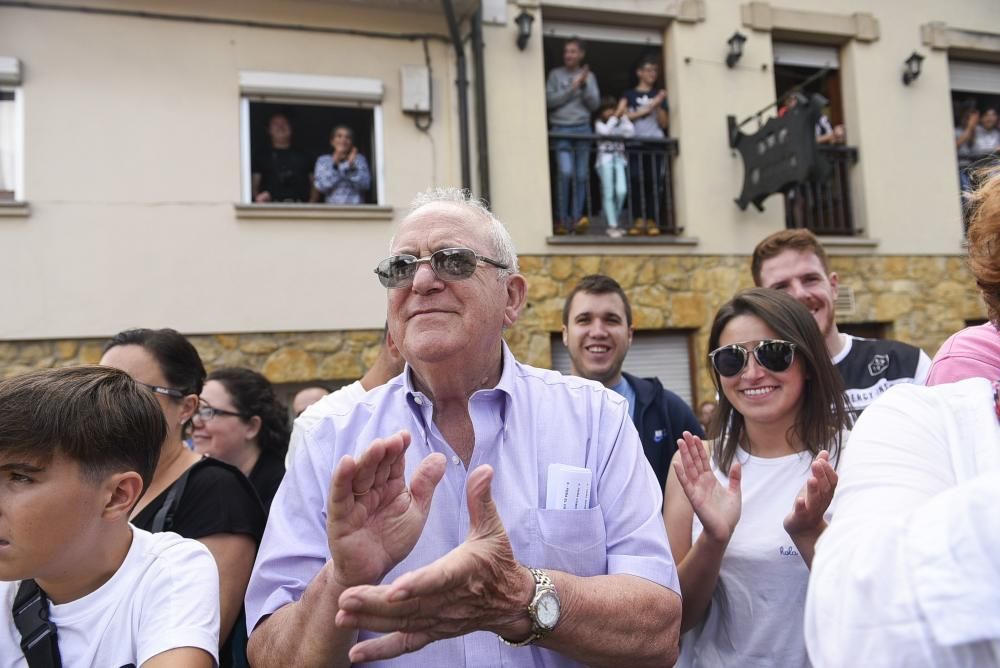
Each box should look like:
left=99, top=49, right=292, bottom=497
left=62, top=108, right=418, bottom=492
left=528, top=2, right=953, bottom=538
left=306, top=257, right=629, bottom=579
left=902, top=51, right=924, bottom=85
left=726, top=32, right=747, bottom=68
left=515, top=10, right=534, bottom=51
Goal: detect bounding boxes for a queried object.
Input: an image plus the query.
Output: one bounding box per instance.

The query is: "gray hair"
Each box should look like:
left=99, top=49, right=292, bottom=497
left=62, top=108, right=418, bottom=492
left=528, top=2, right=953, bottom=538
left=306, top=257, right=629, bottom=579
left=394, top=187, right=520, bottom=276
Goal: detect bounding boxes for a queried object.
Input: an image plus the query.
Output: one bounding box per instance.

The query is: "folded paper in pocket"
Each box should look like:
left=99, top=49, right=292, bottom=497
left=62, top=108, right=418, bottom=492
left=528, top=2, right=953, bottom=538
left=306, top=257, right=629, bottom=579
left=545, top=463, right=592, bottom=510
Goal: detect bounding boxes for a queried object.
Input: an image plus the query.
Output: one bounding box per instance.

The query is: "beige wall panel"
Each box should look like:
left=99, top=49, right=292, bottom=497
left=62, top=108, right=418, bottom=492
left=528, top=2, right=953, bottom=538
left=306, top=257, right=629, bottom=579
left=0, top=3, right=458, bottom=339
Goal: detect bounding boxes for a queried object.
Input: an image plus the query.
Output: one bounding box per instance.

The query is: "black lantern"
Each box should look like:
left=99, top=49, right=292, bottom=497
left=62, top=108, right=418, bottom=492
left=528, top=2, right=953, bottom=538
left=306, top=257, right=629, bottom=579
left=726, top=32, right=747, bottom=68
left=902, top=51, right=924, bottom=85
left=515, top=10, right=534, bottom=51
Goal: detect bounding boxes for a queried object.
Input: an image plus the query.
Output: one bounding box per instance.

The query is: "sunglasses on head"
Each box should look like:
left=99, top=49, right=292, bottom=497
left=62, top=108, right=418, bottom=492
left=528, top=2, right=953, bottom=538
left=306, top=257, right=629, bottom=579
left=709, top=340, right=797, bottom=377
left=374, top=247, right=509, bottom=289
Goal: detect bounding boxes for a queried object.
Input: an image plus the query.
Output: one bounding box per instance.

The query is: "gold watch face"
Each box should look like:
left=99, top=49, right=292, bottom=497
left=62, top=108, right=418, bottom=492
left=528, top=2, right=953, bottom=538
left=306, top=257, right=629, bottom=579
left=535, top=590, right=560, bottom=629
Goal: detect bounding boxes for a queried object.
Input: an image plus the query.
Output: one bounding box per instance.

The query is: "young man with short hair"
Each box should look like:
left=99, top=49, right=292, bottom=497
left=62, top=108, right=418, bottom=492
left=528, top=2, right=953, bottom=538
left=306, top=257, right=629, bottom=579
left=751, top=229, right=931, bottom=416
left=562, top=274, right=703, bottom=491
left=0, top=366, right=220, bottom=667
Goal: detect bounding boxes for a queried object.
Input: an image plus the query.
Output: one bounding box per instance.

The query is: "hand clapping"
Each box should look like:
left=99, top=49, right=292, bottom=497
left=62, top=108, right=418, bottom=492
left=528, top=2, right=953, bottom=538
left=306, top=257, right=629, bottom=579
left=673, top=431, right=742, bottom=545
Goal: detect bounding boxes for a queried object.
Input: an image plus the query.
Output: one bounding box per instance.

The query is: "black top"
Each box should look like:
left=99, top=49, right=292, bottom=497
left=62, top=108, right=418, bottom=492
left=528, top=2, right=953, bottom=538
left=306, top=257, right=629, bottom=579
left=248, top=449, right=286, bottom=516
left=252, top=147, right=312, bottom=202
left=133, top=457, right=265, bottom=668
left=133, top=456, right=265, bottom=543
left=623, top=372, right=705, bottom=493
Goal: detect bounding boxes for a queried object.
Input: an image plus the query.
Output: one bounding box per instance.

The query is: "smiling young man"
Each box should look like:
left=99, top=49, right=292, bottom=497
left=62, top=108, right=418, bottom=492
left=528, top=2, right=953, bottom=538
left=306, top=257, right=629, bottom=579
left=751, top=229, right=931, bottom=416
left=0, top=366, right=220, bottom=668
left=562, top=274, right=703, bottom=491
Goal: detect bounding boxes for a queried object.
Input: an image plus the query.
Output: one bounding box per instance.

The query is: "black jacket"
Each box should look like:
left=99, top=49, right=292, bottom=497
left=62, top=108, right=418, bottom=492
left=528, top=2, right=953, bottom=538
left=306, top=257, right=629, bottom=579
left=623, top=372, right=704, bottom=493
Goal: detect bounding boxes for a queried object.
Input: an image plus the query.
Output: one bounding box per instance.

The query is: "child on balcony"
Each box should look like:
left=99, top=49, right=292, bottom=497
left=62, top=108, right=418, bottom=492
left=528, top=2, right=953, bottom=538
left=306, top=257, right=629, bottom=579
left=595, top=97, right=634, bottom=238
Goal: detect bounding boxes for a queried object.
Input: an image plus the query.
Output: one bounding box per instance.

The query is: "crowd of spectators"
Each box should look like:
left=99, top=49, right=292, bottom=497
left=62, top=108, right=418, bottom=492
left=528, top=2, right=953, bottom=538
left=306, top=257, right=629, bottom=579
left=3, top=175, right=1000, bottom=666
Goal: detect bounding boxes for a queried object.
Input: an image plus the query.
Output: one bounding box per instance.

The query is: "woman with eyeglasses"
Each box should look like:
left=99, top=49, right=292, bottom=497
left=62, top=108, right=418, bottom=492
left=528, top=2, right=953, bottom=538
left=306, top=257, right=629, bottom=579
left=193, top=367, right=289, bottom=513
left=663, top=288, right=850, bottom=667
left=100, top=328, right=265, bottom=668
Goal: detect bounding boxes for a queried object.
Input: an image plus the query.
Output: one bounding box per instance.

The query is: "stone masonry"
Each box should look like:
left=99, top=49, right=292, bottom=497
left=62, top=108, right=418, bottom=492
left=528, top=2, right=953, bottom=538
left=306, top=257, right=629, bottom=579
left=0, top=255, right=984, bottom=408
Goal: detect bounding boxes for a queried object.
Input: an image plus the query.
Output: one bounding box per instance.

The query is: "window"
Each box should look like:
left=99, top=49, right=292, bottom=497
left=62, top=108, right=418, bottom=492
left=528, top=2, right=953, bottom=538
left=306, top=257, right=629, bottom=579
left=551, top=330, right=696, bottom=407
left=0, top=57, right=23, bottom=203
left=239, top=71, right=385, bottom=206
left=949, top=59, right=1000, bottom=226
left=773, top=43, right=858, bottom=235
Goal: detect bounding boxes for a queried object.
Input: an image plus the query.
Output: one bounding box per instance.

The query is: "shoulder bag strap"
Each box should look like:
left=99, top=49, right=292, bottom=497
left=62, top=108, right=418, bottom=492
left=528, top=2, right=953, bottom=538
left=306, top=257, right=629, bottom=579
left=150, top=464, right=196, bottom=533
left=13, top=579, right=62, bottom=668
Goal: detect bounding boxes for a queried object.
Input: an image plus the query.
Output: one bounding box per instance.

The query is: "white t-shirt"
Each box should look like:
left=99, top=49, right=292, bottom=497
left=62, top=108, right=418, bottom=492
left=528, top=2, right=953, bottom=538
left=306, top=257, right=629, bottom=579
left=285, top=379, right=367, bottom=468
left=1, top=527, right=220, bottom=668
left=806, top=378, right=1000, bottom=666
left=679, top=439, right=845, bottom=668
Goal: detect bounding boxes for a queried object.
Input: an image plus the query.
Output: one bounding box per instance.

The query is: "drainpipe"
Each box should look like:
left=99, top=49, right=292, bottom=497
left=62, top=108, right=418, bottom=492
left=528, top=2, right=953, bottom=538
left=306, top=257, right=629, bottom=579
left=441, top=0, right=471, bottom=191
left=471, top=7, right=491, bottom=203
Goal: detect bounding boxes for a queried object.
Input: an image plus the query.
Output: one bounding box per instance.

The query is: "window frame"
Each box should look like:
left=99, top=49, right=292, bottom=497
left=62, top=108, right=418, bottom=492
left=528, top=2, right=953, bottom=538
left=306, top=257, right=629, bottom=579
left=237, top=71, right=386, bottom=207
left=0, top=57, right=25, bottom=205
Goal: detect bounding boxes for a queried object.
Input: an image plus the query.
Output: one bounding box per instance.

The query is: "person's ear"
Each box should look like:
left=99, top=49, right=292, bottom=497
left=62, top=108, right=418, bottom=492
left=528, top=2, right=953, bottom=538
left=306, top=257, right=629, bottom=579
left=103, top=471, right=144, bottom=520
left=627, top=325, right=635, bottom=347
left=178, top=394, right=199, bottom=425
left=503, top=274, right=528, bottom=328
left=561, top=324, right=569, bottom=347
left=828, top=271, right=840, bottom=300
left=245, top=415, right=262, bottom=441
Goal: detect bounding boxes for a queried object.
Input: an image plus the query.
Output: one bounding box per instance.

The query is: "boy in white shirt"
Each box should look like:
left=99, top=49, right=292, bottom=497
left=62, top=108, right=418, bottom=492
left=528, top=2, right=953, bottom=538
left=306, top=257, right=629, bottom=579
left=0, top=366, right=220, bottom=667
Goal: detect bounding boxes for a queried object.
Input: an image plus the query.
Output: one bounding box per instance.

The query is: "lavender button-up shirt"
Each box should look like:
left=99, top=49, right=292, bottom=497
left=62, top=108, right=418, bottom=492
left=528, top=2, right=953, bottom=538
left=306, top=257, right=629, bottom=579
left=246, top=343, right=679, bottom=667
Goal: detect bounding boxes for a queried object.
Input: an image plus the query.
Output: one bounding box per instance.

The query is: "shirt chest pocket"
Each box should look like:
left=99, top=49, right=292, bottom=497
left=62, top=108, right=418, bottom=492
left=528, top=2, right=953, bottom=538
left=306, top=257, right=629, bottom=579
left=529, top=506, right=608, bottom=577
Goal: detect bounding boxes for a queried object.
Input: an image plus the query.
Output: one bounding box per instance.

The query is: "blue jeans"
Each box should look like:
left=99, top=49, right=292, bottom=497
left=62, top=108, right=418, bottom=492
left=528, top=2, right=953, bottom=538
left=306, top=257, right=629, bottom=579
left=552, top=123, right=591, bottom=225
left=597, top=155, right=627, bottom=228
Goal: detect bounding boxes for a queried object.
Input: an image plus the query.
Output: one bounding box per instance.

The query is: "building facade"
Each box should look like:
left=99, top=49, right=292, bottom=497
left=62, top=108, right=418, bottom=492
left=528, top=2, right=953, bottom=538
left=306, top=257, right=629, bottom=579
left=1, top=0, right=996, bottom=405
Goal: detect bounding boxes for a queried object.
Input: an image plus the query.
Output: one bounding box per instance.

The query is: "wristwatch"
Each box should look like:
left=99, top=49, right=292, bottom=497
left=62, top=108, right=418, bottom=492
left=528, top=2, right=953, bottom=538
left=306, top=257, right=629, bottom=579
left=499, top=568, right=561, bottom=647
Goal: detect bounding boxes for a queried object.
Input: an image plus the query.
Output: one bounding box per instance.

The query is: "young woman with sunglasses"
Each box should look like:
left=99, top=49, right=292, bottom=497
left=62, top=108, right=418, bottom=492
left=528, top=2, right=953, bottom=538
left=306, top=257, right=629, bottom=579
left=193, top=367, right=290, bottom=514
left=100, top=329, right=265, bottom=667
left=663, top=288, right=850, bottom=667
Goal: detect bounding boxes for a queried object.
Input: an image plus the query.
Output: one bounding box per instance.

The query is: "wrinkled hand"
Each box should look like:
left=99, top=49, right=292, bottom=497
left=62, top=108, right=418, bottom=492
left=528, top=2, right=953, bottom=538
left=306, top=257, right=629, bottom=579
left=673, top=431, right=741, bottom=544
left=783, top=450, right=837, bottom=538
left=327, top=430, right=447, bottom=588
left=335, top=465, right=532, bottom=663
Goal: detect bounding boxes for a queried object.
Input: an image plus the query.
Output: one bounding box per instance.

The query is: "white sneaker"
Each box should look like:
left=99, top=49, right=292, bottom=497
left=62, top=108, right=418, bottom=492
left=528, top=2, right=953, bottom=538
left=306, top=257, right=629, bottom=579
left=606, top=228, right=625, bottom=238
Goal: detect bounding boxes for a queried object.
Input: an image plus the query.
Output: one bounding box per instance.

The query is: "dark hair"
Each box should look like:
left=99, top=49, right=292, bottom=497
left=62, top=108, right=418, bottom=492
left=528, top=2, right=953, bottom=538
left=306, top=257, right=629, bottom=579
left=565, top=37, right=586, bottom=52
left=707, top=288, right=849, bottom=472
left=0, top=366, right=165, bottom=493
left=750, top=229, right=831, bottom=286
left=207, top=367, right=290, bottom=456
left=562, top=274, right=633, bottom=327
left=104, top=328, right=206, bottom=397
left=598, top=96, right=618, bottom=114
left=637, top=55, right=660, bottom=71
left=966, top=166, right=1000, bottom=324
left=330, top=124, right=354, bottom=141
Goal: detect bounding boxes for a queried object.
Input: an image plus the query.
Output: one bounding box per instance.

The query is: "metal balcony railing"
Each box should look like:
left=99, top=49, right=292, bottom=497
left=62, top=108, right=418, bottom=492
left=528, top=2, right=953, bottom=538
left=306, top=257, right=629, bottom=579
left=785, top=144, right=859, bottom=235
left=548, top=132, right=680, bottom=237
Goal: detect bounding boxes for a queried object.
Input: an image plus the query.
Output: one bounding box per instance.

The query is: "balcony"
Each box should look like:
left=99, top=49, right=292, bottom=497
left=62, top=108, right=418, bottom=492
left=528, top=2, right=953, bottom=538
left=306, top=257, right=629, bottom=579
left=784, top=144, right=859, bottom=235
left=547, top=132, right=681, bottom=240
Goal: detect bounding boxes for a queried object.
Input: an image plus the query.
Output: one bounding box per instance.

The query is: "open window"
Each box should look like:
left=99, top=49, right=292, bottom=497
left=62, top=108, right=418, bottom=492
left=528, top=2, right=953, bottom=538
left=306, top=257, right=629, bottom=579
left=772, top=42, right=859, bottom=236
left=0, top=57, right=24, bottom=204
left=239, top=72, right=385, bottom=207
left=541, top=23, right=680, bottom=238
left=949, top=59, right=1000, bottom=226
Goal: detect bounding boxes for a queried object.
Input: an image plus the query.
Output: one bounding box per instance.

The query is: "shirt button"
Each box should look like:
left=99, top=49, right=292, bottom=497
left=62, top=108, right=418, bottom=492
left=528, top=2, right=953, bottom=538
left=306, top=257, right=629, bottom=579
left=414, top=396, right=423, bottom=405
left=451, top=455, right=460, bottom=465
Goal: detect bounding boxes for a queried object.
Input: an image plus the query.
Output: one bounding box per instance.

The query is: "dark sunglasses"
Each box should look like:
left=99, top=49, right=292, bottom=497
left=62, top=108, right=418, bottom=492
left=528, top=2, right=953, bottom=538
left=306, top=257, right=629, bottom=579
left=374, top=247, right=509, bottom=289
left=709, top=340, right=797, bottom=377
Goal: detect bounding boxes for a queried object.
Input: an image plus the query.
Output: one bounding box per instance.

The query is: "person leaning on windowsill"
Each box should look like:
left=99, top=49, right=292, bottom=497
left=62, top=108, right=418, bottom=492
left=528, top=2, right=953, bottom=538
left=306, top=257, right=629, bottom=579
left=313, top=125, right=372, bottom=206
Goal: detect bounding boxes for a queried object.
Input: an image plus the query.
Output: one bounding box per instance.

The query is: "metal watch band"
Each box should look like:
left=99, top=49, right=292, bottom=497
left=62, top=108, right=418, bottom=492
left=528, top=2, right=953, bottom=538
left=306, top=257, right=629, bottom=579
left=498, top=568, right=556, bottom=648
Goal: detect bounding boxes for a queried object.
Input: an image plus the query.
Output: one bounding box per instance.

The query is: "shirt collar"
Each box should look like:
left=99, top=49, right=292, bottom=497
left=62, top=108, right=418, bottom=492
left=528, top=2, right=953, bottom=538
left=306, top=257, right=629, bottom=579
left=402, top=340, right=516, bottom=405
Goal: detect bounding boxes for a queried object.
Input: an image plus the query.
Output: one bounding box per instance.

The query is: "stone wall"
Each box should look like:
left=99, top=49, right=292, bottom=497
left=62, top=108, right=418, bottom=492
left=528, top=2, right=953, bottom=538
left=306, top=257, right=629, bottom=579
left=1, top=255, right=985, bottom=406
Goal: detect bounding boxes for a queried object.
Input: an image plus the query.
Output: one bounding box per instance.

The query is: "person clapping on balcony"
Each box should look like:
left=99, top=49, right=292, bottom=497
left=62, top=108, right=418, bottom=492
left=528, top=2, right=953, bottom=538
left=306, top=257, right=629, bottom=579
left=313, top=125, right=372, bottom=205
